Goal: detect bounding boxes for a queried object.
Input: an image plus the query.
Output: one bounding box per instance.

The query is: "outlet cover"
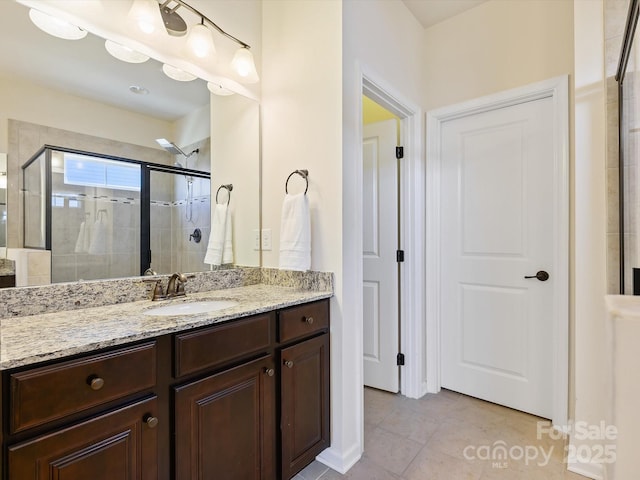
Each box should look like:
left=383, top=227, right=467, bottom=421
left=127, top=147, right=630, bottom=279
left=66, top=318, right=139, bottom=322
left=262, top=229, right=272, bottom=251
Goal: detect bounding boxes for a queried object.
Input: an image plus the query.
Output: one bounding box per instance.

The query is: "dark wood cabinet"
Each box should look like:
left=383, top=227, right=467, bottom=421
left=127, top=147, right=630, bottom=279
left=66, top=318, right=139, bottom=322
left=7, top=396, right=158, bottom=480
left=1, top=299, right=330, bottom=480
left=280, top=334, right=330, bottom=479
left=174, top=355, right=276, bottom=480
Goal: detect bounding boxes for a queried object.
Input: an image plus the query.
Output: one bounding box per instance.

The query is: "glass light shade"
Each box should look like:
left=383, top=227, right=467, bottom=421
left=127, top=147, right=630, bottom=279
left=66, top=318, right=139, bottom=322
left=162, top=64, right=197, bottom=82
left=207, top=82, right=234, bottom=96
left=28, top=9, right=87, bottom=40
left=105, top=40, right=149, bottom=64
left=128, top=0, right=162, bottom=34
left=186, top=23, right=216, bottom=59
left=231, top=47, right=259, bottom=84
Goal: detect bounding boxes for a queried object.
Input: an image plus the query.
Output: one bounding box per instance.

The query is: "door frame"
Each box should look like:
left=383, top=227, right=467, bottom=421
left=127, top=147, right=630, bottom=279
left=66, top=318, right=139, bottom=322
left=425, top=75, right=570, bottom=427
left=360, top=66, right=426, bottom=399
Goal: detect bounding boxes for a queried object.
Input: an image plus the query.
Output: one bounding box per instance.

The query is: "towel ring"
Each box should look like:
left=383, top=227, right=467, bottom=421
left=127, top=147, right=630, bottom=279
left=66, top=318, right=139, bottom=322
left=216, top=184, right=233, bottom=205
left=285, top=169, right=309, bottom=195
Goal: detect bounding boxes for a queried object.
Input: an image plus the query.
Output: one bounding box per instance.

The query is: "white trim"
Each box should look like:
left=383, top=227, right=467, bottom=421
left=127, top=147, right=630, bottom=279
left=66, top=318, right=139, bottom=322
left=425, top=75, right=570, bottom=426
left=316, top=442, right=362, bottom=475
left=360, top=65, right=425, bottom=400
left=567, top=458, right=604, bottom=480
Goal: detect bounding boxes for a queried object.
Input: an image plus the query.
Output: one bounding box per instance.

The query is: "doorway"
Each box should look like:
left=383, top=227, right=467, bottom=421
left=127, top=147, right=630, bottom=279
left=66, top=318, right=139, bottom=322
left=362, top=97, right=401, bottom=393
left=426, top=76, right=570, bottom=425
left=359, top=74, right=425, bottom=400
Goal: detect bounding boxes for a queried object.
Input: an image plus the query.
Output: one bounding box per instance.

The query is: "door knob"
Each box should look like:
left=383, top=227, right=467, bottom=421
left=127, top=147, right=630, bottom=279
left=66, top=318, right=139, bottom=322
left=524, top=270, right=549, bottom=281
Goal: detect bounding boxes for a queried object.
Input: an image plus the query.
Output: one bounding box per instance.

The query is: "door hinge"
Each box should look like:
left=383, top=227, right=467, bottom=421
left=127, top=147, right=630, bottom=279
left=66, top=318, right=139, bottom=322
left=397, top=353, right=405, bottom=366
left=396, top=250, right=405, bottom=263
left=396, top=146, right=404, bottom=159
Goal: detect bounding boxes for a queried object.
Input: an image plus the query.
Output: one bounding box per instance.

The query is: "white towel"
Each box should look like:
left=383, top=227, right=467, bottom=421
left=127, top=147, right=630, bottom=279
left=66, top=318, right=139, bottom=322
left=88, top=218, right=107, bottom=255
left=74, top=221, right=86, bottom=253
left=279, top=193, right=310, bottom=271
left=205, top=204, right=234, bottom=265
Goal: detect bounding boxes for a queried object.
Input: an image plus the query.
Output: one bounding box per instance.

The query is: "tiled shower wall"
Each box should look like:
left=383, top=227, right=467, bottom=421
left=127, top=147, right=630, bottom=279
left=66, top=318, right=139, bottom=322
left=150, top=138, right=212, bottom=275
left=605, top=0, right=630, bottom=294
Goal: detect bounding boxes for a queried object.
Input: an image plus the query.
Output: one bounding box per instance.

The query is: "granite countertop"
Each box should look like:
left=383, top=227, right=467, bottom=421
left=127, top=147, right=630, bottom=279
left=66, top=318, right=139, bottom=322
left=0, top=284, right=332, bottom=370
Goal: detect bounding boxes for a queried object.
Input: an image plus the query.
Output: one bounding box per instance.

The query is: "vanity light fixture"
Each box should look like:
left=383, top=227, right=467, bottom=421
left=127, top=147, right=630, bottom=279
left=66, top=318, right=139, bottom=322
left=133, top=0, right=259, bottom=84
left=162, top=64, right=197, bottom=82
left=128, top=0, right=164, bottom=34
left=207, top=82, right=234, bottom=96
left=105, top=40, right=150, bottom=64
left=28, top=8, right=87, bottom=40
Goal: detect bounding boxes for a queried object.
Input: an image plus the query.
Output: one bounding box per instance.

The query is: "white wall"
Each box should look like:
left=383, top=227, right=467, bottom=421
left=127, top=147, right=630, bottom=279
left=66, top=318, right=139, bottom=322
left=210, top=94, right=260, bottom=267
left=340, top=0, right=425, bottom=467
left=571, top=1, right=608, bottom=478
left=261, top=0, right=347, bottom=470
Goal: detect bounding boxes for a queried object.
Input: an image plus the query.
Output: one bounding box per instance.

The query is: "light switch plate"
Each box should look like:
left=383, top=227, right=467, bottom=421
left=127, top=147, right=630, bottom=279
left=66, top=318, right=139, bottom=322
left=253, top=229, right=260, bottom=250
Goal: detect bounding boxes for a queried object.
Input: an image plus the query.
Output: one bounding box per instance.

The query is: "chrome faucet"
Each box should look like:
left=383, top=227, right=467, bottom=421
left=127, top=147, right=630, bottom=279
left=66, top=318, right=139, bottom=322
left=166, top=272, right=188, bottom=298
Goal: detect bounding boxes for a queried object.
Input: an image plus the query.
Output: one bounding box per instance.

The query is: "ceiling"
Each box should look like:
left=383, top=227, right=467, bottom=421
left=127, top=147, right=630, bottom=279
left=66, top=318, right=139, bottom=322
left=402, top=0, right=488, bottom=28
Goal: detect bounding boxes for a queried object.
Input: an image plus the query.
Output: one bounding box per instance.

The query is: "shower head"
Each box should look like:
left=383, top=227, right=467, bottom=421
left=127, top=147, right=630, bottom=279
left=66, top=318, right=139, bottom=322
left=156, top=138, right=184, bottom=156
left=155, top=138, right=199, bottom=159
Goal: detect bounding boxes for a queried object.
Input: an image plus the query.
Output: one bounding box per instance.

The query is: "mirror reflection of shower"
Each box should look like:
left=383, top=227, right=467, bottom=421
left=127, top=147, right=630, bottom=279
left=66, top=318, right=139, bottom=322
left=156, top=138, right=199, bottom=222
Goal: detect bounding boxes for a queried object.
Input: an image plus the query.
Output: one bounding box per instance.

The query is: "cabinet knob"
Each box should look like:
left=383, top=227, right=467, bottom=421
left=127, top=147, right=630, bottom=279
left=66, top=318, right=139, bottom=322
left=304, top=316, right=314, bottom=325
left=284, top=360, right=294, bottom=369
left=144, top=414, right=159, bottom=429
left=87, top=375, right=104, bottom=391
left=264, top=368, right=275, bottom=377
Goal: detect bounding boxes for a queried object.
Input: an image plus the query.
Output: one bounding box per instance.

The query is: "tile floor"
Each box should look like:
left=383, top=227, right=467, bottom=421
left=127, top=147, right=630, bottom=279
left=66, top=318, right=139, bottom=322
left=294, top=387, right=588, bottom=480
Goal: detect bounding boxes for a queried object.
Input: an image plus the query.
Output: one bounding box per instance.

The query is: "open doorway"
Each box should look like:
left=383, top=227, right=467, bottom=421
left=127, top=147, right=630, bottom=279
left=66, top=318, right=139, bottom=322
left=362, top=95, right=401, bottom=392
left=359, top=74, right=425, bottom=400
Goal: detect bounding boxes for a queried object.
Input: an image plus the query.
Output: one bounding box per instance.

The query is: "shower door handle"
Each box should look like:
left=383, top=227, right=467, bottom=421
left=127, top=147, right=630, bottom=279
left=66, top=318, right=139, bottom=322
left=524, top=270, right=549, bottom=281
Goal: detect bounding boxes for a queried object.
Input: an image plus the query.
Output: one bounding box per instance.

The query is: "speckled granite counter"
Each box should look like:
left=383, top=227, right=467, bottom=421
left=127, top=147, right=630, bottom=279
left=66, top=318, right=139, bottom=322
left=0, top=284, right=332, bottom=370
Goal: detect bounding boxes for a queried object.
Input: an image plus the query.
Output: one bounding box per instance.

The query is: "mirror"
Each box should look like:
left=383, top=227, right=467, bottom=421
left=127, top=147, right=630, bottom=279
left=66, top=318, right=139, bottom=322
left=0, top=1, right=260, bottom=284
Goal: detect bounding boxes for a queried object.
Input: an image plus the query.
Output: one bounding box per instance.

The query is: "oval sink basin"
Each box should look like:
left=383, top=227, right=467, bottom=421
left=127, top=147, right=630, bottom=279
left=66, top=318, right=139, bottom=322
left=144, top=300, right=237, bottom=316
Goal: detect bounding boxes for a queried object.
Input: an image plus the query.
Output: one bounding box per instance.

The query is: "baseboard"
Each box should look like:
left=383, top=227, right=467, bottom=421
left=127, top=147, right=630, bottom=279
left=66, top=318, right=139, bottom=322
left=567, top=458, right=605, bottom=480
left=316, top=442, right=362, bottom=475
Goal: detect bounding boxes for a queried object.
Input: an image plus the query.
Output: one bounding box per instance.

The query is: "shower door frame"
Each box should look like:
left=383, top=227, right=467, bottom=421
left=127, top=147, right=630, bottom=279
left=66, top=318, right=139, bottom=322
left=21, top=145, right=210, bottom=278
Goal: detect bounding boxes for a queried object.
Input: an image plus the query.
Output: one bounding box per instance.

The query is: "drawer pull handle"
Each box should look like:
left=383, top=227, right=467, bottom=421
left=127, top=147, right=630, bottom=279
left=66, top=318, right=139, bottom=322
left=264, top=368, right=275, bottom=377
left=304, top=316, right=314, bottom=325
left=87, top=375, right=104, bottom=391
left=284, top=360, right=294, bottom=369
left=144, top=414, right=159, bottom=429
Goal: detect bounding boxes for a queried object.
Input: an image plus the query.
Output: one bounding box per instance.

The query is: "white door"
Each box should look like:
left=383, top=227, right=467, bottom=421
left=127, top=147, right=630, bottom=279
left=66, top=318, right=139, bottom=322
left=363, top=119, right=399, bottom=393
left=440, top=97, right=555, bottom=418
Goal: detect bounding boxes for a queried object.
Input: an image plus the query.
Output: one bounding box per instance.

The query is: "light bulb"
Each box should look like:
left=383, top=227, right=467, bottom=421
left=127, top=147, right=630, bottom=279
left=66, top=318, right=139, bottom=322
left=186, top=23, right=215, bottom=59
left=231, top=47, right=259, bottom=83
left=128, top=0, right=162, bottom=35
left=28, top=9, right=87, bottom=40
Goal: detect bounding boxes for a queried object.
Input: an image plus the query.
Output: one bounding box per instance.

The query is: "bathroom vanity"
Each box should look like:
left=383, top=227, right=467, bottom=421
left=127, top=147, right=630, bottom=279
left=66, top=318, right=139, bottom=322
left=0, top=282, right=331, bottom=480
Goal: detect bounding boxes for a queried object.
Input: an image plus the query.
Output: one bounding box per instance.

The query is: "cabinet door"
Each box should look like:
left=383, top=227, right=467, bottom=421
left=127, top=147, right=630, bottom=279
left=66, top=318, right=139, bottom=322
left=8, top=396, right=158, bottom=480
left=280, top=334, right=330, bottom=479
left=174, top=355, right=276, bottom=480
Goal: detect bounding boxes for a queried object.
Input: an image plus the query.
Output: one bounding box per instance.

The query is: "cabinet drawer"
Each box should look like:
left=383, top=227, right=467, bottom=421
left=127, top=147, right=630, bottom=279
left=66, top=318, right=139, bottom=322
left=8, top=396, right=158, bottom=480
left=174, top=313, right=273, bottom=378
left=277, top=300, right=329, bottom=344
left=10, top=342, right=157, bottom=434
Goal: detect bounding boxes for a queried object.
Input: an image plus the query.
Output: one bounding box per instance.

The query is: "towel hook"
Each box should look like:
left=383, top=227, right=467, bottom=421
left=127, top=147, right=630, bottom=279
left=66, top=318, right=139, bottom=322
left=216, top=184, right=233, bottom=205
left=285, top=169, right=309, bottom=195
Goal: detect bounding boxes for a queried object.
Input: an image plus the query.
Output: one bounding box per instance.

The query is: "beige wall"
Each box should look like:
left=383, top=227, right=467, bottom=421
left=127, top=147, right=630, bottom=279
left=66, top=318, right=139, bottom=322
left=423, top=0, right=574, bottom=111
left=261, top=0, right=346, bottom=469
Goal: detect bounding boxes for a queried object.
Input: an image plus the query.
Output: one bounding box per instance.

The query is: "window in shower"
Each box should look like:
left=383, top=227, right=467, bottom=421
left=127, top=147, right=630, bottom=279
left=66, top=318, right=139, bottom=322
left=22, top=146, right=210, bottom=283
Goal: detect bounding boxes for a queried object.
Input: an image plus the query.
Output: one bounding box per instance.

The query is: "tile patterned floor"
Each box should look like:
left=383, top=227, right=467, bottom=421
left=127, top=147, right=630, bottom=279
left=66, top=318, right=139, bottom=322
left=294, top=388, right=589, bottom=480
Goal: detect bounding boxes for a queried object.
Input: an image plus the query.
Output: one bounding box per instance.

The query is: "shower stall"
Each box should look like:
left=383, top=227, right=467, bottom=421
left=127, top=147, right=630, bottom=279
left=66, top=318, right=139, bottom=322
left=22, top=146, right=211, bottom=283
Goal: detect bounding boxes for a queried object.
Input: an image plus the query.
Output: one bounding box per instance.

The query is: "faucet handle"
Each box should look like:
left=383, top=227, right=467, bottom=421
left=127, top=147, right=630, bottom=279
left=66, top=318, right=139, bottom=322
left=143, top=278, right=165, bottom=301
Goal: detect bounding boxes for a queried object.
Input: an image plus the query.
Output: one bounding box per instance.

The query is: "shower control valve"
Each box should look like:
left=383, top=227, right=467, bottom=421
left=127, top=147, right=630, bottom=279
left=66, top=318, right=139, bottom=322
left=190, top=228, right=202, bottom=243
